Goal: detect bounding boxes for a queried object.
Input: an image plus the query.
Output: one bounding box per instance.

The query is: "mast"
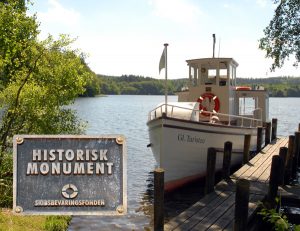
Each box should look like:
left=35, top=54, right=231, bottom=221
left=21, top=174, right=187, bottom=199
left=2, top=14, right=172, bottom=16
left=212, top=34, right=216, bottom=58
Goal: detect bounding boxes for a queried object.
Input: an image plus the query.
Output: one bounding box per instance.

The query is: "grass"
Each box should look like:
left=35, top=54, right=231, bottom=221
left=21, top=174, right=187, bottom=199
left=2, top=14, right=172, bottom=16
left=0, top=209, right=71, bottom=231
left=0, top=209, right=46, bottom=231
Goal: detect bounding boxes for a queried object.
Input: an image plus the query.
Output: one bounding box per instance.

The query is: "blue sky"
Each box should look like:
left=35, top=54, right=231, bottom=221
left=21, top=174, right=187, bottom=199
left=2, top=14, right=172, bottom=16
left=29, top=0, right=299, bottom=79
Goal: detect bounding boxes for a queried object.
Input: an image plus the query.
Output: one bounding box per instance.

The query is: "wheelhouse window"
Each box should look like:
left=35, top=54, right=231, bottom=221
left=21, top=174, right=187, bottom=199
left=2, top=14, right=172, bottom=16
left=206, top=69, right=216, bottom=85
left=239, top=97, right=256, bottom=115
left=219, top=68, right=227, bottom=86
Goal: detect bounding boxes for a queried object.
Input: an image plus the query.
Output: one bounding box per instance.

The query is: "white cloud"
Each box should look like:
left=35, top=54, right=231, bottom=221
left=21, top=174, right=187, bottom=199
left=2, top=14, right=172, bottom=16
left=37, top=0, right=80, bottom=28
left=223, top=3, right=230, bottom=9
left=149, top=0, right=202, bottom=24
left=256, top=0, right=268, bottom=8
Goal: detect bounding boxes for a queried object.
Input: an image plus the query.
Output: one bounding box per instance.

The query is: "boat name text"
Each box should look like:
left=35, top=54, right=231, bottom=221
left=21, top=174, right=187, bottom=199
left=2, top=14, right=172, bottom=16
left=178, top=134, right=205, bottom=144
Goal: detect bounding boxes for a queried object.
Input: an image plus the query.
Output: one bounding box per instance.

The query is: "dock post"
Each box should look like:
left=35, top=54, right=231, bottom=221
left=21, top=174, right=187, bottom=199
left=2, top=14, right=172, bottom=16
left=267, top=156, right=282, bottom=207
left=205, top=148, right=216, bottom=194
left=292, top=131, right=300, bottom=176
left=243, top=134, right=251, bottom=164
left=154, top=168, right=164, bottom=231
left=295, top=131, right=300, bottom=168
left=264, top=122, right=271, bottom=146
left=222, top=141, right=232, bottom=179
left=285, top=135, right=295, bottom=184
left=271, top=118, right=277, bottom=141
left=256, top=126, right=263, bottom=153
left=234, top=179, right=250, bottom=231
left=279, top=147, right=288, bottom=186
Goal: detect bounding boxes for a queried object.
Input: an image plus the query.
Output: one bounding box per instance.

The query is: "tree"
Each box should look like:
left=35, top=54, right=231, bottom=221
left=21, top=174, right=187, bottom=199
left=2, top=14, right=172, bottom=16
left=259, top=0, right=300, bottom=71
left=0, top=0, right=93, bottom=153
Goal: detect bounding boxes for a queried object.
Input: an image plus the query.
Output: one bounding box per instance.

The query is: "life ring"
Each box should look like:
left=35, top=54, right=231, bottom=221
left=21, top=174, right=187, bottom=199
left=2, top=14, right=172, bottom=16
left=236, top=86, right=251, bottom=91
left=197, top=93, right=220, bottom=116
left=61, top=184, right=78, bottom=199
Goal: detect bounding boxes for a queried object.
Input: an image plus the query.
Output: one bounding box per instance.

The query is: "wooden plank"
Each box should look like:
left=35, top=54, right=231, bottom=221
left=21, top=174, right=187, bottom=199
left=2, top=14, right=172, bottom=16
left=215, top=179, right=268, bottom=195
left=207, top=193, right=265, bottom=231
left=238, top=138, right=287, bottom=182
left=173, top=191, right=234, bottom=231
left=223, top=194, right=265, bottom=231
left=231, top=138, right=284, bottom=179
left=164, top=190, right=226, bottom=230
left=164, top=138, right=289, bottom=231
left=189, top=193, right=236, bottom=230
left=205, top=203, right=235, bottom=231
left=243, top=141, right=281, bottom=179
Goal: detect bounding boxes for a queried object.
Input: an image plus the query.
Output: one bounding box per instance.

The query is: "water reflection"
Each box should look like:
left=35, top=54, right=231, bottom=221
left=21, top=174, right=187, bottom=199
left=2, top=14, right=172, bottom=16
left=137, top=171, right=207, bottom=225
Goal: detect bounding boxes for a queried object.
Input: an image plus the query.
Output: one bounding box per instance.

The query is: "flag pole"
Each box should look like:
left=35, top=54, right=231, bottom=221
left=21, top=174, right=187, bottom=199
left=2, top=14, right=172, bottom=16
left=164, top=43, right=168, bottom=115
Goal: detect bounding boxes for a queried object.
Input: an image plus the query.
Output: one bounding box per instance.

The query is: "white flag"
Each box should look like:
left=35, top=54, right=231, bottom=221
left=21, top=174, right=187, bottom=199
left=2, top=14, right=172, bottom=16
left=159, top=47, right=166, bottom=74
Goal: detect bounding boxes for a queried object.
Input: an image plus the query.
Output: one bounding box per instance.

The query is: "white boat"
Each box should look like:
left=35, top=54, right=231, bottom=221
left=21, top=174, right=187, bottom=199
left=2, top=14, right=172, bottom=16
left=147, top=57, right=269, bottom=192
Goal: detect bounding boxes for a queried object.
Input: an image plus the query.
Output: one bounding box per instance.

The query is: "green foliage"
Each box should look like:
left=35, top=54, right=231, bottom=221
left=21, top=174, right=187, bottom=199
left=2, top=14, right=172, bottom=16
left=259, top=0, right=300, bottom=71
left=0, top=1, right=86, bottom=230
left=259, top=207, right=290, bottom=231
left=0, top=151, right=13, bottom=208
left=96, top=74, right=187, bottom=95
left=44, top=216, right=71, bottom=231
left=96, top=75, right=300, bottom=97
left=258, top=198, right=300, bottom=231
left=0, top=0, right=93, bottom=153
left=237, top=77, right=300, bottom=97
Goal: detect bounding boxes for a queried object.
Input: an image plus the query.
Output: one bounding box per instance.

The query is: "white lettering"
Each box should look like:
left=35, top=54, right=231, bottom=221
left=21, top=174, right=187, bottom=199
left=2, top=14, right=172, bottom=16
left=26, top=163, right=38, bottom=175
left=74, top=163, right=85, bottom=174
left=86, top=149, right=90, bottom=161
left=57, top=149, right=64, bottom=161
left=49, top=149, right=56, bottom=161
left=100, top=149, right=108, bottom=161
left=63, top=163, right=72, bottom=174
left=87, top=162, right=94, bottom=174
left=95, top=163, right=104, bottom=174
left=91, top=149, right=98, bottom=161
left=32, top=149, right=41, bottom=161
left=65, top=149, right=74, bottom=161
left=51, top=162, right=60, bottom=174
left=76, top=149, right=84, bottom=161
left=40, top=163, right=49, bottom=175
left=106, top=162, right=113, bottom=174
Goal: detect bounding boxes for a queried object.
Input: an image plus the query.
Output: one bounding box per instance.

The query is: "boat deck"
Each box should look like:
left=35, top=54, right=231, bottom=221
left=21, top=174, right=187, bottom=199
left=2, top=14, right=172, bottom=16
left=164, top=137, right=289, bottom=231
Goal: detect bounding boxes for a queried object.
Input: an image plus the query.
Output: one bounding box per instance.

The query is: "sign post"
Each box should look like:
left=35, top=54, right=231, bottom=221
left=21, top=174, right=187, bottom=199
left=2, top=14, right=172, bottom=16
left=13, top=135, right=127, bottom=215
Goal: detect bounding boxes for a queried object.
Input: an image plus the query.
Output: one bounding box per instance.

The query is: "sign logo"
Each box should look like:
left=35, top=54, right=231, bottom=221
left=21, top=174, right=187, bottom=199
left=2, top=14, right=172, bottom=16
left=61, top=184, right=78, bottom=199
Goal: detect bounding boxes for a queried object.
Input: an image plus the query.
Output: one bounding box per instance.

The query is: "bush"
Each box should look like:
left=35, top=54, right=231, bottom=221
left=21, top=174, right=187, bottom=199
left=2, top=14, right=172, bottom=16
left=0, top=151, right=13, bottom=208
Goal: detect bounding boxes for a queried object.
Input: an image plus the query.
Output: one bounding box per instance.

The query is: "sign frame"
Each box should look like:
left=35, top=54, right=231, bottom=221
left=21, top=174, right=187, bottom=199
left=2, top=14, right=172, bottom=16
left=13, top=134, right=127, bottom=215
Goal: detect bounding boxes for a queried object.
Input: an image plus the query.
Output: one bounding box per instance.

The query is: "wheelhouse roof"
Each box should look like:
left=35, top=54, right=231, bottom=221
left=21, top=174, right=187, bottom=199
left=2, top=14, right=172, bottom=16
left=186, top=58, right=239, bottom=68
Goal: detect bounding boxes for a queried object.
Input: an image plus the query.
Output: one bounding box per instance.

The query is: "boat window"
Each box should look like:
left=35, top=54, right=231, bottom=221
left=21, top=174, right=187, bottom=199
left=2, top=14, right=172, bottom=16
left=219, top=69, right=227, bottom=86
left=220, top=69, right=227, bottom=78
left=190, top=66, right=198, bottom=86
left=239, top=97, right=255, bottom=115
left=208, top=69, right=216, bottom=78
left=206, top=69, right=216, bottom=85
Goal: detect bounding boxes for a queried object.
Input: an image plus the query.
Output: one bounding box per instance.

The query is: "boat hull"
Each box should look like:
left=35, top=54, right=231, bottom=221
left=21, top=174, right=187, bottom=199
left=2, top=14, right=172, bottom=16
left=147, top=116, right=261, bottom=192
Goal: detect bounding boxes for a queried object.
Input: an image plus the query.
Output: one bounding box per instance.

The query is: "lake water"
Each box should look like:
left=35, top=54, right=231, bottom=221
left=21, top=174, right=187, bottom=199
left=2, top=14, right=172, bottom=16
left=68, top=96, right=300, bottom=231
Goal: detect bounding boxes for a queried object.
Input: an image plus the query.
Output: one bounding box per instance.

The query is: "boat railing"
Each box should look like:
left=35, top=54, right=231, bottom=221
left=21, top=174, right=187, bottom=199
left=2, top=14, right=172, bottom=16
left=148, top=104, right=263, bottom=128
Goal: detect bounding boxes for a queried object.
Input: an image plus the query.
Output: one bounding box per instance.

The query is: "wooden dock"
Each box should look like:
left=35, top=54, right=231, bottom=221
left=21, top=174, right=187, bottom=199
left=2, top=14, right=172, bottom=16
left=164, top=137, right=289, bottom=231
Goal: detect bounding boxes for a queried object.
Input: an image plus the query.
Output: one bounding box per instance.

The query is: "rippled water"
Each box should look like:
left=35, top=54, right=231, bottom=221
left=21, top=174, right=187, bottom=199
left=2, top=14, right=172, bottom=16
left=68, top=96, right=300, bottom=230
